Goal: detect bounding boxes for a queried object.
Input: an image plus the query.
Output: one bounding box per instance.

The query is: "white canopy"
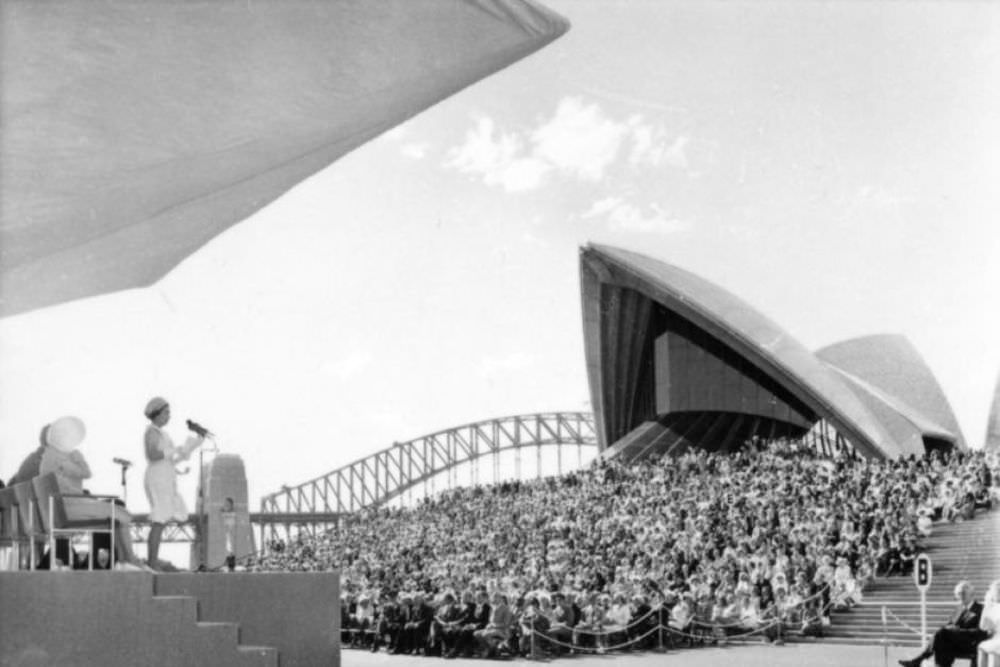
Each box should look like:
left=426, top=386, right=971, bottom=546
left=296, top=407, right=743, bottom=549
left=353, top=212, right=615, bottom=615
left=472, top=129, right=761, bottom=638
left=0, top=0, right=567, bottom=316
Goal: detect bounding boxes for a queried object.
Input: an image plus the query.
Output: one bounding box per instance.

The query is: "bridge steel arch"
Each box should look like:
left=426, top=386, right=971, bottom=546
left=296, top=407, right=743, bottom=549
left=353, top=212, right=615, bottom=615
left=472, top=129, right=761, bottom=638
left=259, top=412, right=596, bottom=541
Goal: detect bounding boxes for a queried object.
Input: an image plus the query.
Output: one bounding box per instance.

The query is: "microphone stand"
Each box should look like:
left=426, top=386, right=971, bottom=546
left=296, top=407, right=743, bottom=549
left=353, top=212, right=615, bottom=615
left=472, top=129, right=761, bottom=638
left=197, top=434, right=219, bottom=570
left=115, top=460, right=131, bottom=504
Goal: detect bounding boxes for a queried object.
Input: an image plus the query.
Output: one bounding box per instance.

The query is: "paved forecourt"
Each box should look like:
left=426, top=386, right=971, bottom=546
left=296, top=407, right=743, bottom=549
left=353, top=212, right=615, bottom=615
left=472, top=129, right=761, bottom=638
left=345, top=642, right=918, bottom=667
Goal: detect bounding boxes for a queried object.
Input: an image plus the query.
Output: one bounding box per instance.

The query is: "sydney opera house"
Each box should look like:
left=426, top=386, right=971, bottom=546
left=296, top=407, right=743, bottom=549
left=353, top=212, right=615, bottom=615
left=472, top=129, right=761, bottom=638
left=580, top=244, right=967, bottom=461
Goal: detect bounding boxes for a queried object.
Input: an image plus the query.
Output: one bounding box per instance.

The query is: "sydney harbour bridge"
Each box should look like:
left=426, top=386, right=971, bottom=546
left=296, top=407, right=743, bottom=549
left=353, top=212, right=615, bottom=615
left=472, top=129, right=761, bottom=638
left=130, top=412, right=597, bottom=547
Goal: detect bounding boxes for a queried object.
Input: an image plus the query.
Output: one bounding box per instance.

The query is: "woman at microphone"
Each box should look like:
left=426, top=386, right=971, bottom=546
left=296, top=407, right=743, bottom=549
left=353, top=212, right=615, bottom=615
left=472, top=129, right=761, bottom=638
left=143, top=396, right=203, bottom=570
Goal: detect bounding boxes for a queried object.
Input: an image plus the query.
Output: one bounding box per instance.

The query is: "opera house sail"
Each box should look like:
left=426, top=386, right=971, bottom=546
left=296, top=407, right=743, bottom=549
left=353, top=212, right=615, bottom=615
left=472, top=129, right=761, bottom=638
left=579, top=244, right=965, bottom=461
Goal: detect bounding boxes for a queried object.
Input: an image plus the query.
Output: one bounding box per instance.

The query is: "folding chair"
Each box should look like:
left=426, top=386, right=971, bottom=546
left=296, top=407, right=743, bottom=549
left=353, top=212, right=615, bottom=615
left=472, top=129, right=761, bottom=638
left=0, top=487, right=23, bottom=569
left=31, top=473, right=119, bottom=570
left=11, top=481, right=44, bottom=570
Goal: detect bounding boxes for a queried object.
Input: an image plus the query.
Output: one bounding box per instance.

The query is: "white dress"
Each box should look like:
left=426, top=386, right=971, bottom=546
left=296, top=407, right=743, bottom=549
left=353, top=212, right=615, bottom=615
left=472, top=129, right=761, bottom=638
left=143, top=425, right=199, bottom=523
left=980, top=603, right=1000, bottom=656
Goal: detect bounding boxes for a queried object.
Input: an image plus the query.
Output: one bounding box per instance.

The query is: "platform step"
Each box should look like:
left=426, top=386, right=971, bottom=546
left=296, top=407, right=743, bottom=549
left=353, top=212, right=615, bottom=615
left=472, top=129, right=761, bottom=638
left=237, top=645, right=278, bottom=667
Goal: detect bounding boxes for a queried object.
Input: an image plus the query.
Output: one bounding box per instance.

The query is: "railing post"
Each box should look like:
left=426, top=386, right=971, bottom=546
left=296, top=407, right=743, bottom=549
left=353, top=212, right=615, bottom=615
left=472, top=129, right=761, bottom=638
left=882, top=606, right=888, bottom=667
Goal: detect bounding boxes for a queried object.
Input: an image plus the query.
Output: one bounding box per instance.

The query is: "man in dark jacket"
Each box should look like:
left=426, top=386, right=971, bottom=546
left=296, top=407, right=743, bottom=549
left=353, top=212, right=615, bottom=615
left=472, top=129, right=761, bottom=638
left=458, top=589, right=491, bottom=657
left=898, top=580, right=989, bottom=667
left=437, top=591, right=473, bottom=658
left=401, top=592, right=434, bottom=655
left=372, top=591, right=404, bottom=653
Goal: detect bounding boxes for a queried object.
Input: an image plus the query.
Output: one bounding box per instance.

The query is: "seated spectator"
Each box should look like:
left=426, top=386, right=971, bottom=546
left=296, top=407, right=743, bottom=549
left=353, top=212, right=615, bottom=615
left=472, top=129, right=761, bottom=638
left=401, top=592, right=433, bottom=655
left=372, top=592, right=404, bottom=654
left=832, top=556, right=862, bottom=609
left=474, top=592, right=513, bottom=658
left=603, top=593, right=631, bottom=649
left=668, top=592, right=694, bottom=642
left=39, top=416, right=142, bottom=568
left=916, top=508, right=934, bottom=538
left=352, top=594, right=375, bottom=647
left=458, top=590, right=491, bottom=657
left=572, top=592, right=605, bottom=651
left=545, top=592, right=575, bottom=654
left=760, top=588, right=785, bottom=645
left=978, top=579, right=1000, bottom=666
left=435, top=591, right=470, bottom=658
left=340, top=593, right=357, bottom=645
left=8, top=425, right=49, bottom=487
left=517, top=596, right=549, bottom=657
left=899, top=580, right=989, bottom=667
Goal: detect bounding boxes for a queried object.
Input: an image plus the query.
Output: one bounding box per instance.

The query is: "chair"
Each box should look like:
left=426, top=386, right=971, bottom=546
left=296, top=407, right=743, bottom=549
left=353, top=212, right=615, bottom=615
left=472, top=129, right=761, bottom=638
left=31, top=473, right=119, bottom=570
left=0, top=487, right=22, bottom=569
left=10, top=481, right=44, bottom=570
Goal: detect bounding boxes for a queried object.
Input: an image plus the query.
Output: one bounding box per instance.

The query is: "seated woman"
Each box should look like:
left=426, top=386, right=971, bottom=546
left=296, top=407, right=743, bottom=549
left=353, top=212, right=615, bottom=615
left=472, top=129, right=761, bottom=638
left=38, top=416, right=142, bottom=567
left=832, top=557, right=862, bottom=609
left=602, top=593, right=632, bottom=650
left=710, top=591, right=739, bottom=642
left=572, top=592, right=604, bottom=651
left=667, top=592, right=694, bottom=644
left=979, top=580, right=1000, bottom=666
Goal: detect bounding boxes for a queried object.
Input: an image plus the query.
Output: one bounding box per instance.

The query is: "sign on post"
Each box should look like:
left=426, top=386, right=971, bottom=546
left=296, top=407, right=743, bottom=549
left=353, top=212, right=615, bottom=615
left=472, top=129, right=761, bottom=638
left=914, top=553, right=932, bottom=591
left=914, top=553, right=932, bottom=645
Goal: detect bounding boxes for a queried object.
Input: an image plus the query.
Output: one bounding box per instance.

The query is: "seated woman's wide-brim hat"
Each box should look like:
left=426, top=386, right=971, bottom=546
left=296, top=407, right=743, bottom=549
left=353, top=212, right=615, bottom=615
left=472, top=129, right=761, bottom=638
left=46, top=416, right=86, bottom=452
left=144, top=396, right=168, bottom=419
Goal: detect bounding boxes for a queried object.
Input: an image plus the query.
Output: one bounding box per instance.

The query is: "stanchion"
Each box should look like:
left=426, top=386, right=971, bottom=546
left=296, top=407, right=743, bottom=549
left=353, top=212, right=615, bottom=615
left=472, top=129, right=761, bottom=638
left=882, top=606, right=888, bottom=667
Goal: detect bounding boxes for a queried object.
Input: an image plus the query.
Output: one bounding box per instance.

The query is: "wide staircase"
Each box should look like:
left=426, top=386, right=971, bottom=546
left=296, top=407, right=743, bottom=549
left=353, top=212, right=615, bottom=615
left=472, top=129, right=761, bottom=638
left=823, top=507, right=1000, bottom=647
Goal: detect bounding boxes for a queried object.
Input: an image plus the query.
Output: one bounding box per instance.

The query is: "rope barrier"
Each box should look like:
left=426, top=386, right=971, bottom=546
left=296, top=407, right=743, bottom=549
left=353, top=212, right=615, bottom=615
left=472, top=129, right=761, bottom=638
left=883, top=607, right=924, bottom=637
left=340, top=582, right=843, bottom=656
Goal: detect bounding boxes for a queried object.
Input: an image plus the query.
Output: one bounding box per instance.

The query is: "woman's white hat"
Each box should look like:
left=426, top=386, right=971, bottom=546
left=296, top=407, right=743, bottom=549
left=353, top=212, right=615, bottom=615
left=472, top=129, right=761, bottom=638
left=46, top=416, right=86, bottom=452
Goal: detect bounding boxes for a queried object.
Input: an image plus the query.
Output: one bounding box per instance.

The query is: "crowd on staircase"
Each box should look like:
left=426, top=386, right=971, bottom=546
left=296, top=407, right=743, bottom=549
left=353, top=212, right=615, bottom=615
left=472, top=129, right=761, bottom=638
left=246, top=441, right=1000, bottom=658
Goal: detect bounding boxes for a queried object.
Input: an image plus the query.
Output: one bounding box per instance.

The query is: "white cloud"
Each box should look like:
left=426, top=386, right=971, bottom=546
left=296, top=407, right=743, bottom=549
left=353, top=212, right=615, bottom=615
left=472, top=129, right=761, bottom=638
left=582, top=196, right=625, bottom=219
left=530, top=98, right=627, bottom=180
left=445, top=117, right=552, bottom=192
left=445, top=98, right=694, bottom=192
left=628, top=123, right=689, bottom=169
left=583, top=197, right=691, bottom=235
left=661, top=136, right=690, bottom=169
left=400, top=142, right=430, bottom=160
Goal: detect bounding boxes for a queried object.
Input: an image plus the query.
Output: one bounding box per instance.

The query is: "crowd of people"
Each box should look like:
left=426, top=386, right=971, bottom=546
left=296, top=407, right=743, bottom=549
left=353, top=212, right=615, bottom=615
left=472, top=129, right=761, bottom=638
left=245, top=440, right=1000, bottom=657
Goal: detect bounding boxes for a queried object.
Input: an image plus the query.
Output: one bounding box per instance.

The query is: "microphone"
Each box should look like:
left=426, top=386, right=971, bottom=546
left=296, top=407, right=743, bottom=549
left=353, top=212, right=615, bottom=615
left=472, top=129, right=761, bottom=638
left=186, top=419, right=214, bottom=438
left=113, top=457, right=132, bottom=468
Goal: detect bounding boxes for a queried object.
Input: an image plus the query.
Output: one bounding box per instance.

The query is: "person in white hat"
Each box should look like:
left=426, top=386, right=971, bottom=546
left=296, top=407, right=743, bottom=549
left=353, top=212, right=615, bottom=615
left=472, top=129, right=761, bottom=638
left=142, top=396, right=203, bottom=569
left=38, top=415, right=141, bottom=567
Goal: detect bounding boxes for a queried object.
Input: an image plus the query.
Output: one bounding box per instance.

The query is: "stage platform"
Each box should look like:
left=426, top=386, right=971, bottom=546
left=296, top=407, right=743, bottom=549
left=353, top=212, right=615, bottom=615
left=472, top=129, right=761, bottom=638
left=0, top=571, right=339, bottom=667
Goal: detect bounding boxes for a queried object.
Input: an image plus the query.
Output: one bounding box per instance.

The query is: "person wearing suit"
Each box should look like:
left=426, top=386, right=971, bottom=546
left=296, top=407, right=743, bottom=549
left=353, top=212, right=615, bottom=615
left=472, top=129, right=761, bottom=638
left=474, top=592, right=514, bottom=657
left=372, top=592, right=403, bottom=653
left=400, top=592, right=434, bottom=655
left=430, top=592, right=464, bottom=657
left=458, top=590, right=491, bottom=657
left=899, top=580, right=990, bottom=667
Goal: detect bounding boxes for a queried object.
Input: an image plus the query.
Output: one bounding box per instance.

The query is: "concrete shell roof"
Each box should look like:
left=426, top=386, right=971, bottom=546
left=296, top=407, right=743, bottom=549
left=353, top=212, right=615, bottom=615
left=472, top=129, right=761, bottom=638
left=816, top=334, right=964, bottom=449
left=0, top=0, right=568, bottom=316
left=582, top=244, right=919, bottom=458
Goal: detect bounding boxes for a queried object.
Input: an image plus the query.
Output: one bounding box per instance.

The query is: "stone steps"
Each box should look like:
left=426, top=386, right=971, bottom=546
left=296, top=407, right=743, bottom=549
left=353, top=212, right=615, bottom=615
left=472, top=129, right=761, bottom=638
left=821, top=508, right=1000, bottom=648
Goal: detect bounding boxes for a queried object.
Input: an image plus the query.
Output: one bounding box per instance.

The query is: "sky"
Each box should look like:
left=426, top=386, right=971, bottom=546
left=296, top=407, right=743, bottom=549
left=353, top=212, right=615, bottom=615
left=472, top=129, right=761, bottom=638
left=1, top=1, right=998, bottom=526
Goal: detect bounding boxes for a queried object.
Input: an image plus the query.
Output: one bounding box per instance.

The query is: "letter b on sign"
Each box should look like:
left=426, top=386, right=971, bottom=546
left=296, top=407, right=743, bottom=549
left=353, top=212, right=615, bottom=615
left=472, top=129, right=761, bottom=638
left=914, top=554, right=932, bottom=592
